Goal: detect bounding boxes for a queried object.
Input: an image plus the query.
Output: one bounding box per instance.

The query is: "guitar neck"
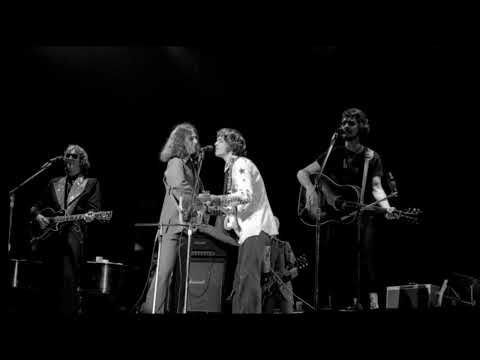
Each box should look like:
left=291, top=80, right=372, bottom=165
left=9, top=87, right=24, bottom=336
left=49, top=211, right=110, bottom=223
left=220, top=194, right=248, bottom=206
left=51, top=214, right=86, bottom=223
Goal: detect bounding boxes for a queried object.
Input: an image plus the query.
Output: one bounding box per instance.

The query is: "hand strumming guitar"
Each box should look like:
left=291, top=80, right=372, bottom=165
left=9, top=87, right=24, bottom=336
left=385, top=206, right=397, bottom=220
left=84, top=211, right=96, bottom=223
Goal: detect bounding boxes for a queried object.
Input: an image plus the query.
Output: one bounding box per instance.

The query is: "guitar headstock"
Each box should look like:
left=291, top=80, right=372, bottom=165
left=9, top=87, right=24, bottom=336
left=393, top=207, right=423, bottom=224
left=95, top=211, right=113, bottom=222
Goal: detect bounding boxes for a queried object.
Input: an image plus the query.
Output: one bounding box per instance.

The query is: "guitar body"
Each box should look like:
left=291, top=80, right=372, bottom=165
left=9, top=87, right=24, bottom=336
left=31, top=208, right=76, bottom=246
left=298, top=174, right=361, bottom=227
left=178, top=194, right=217, bottom=227
left=195, top=192, right=242, bottom=233
left=223, top=205, right=241, bottom=233
left=262, top=254, right=308, bottom=299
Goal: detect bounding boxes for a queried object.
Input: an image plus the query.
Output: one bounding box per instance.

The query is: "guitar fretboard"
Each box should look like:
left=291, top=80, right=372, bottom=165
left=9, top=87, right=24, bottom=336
left=220, top=194, right=249, bottom=206
left=51, top=214, right=86, bottom=222
left=49, top=212, right=111, bottom=223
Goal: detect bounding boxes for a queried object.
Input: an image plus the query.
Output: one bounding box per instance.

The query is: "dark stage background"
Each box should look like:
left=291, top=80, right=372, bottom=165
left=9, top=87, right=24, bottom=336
left=7, top=45, right=479, bottom=310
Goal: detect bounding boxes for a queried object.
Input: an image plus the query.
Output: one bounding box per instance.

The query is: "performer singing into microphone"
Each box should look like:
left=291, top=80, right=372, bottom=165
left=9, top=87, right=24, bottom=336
left=30, top=144, right=100, bottom=317
left=198, top=128, right=278, bottom=313
left=140, top=122, right=204, bottom=314
left=297, top=108, right=395, bottom=310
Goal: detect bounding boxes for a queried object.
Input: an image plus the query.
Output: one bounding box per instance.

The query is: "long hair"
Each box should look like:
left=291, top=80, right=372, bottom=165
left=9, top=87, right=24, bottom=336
left=64, top=144, right=90, bottom=176
left=341, top=108, right=370, bottom=140
left=216, top=128, right=247, bottom=156
left=160, top=122, right=198, bottom=162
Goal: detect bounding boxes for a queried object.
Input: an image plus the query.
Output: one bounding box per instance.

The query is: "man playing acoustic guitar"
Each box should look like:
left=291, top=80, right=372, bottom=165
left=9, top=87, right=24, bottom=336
left=297, top=108, right=396, bottom=311
left=31, top=144, right=101, bottom=317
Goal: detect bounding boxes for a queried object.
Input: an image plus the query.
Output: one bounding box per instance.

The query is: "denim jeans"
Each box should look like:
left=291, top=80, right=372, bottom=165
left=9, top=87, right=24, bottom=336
left=231, top=231, right=268, bottom=313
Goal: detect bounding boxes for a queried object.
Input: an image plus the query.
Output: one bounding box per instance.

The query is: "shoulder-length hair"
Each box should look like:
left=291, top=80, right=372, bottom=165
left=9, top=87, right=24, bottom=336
left=64, top=144, right=90, bottom=176
left=160, top=122, right=198, bottom=162
left=216, top=128, right=247, bottom=156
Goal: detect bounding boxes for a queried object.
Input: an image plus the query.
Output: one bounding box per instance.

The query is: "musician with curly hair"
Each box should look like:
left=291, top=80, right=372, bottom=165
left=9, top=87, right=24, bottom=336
left=139, top=122, right=203, bottom=314
left=31, top=144, right=101, bottom=317
left=297, top=108, right=396, bottom=311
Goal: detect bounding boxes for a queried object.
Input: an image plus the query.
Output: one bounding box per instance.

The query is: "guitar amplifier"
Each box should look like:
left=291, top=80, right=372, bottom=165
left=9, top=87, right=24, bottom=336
left=169, top=256, right=227, bottom=313
left=167, top=233, right=236, bottom=313
left=386, top=284, right=440, bottom=309
left=189, top=233, right=228, bottom=258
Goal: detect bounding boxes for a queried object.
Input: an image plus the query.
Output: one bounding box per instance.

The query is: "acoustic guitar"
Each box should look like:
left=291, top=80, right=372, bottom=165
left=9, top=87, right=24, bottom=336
left=298, top=173, right=422, bottom=227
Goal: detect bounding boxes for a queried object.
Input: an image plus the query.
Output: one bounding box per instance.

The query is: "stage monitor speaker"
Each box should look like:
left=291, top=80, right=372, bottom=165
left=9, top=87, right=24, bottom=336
left=169, top=257, right=227, bottom=313
left=440, top=273, right=480, bottom=308
left=386, top=284, right=440, bottom=309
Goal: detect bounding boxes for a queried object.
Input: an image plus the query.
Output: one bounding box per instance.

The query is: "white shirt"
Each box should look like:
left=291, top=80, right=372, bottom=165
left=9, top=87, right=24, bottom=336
left=224, top=156, right=278, bottom=244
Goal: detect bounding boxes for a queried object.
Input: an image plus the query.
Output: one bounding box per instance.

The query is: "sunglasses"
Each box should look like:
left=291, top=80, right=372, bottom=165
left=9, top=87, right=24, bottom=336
left=64, top=153, right=79, bottom=159
left=341, top=120, right=357, bottom=127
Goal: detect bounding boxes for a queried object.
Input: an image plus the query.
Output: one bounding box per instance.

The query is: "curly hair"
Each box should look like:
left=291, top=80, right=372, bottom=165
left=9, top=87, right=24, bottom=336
left=160, top=122, right=198, bottom=162
left=64, top=144, right=90, bottom=176
left=341, top=108, right=370, bottom=140
left=216, top=128, right=247, bottom=156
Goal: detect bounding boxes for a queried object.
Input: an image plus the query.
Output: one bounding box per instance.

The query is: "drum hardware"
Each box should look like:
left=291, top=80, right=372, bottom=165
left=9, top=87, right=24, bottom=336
left=79, top=256, right=127, bottom=295
left=9, top=258, right=43, bottom=290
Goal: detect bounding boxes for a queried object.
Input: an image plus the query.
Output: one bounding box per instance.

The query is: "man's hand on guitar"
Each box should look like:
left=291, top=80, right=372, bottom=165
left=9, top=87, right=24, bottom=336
left=36, top=214, right=50, bottom=229
left=197, top=193, right=221, bottom=207
left=84, top=211, right=96, bottom=223
left=385, top=207, right=397, bottom=220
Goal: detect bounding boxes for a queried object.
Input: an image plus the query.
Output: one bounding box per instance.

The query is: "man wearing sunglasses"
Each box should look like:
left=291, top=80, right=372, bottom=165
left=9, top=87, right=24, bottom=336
left=31, top=144, right=101, bottom=317
left=297, top=108, right=395, bottom=311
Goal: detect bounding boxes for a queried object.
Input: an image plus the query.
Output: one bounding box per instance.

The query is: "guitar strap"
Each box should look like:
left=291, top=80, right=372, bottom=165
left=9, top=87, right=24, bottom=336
left=359, top=147, right=372, bottom=206
left=224, top=156, right=240, bottom=195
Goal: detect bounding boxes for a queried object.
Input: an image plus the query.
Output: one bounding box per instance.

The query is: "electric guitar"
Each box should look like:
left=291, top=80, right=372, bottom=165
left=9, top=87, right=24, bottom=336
left=262, top=254, right=308, bottom=299
left=298, top=173, right=422, bottom=227
left=31, top=207, right=113, bottom=246
left=196, top=192, right=245, bottom=233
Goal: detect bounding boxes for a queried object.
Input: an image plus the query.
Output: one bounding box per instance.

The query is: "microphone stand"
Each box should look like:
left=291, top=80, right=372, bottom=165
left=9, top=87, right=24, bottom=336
left=313, top=130, right=339, bottom=311
left=181, top=150, right=205, bottom=314
left=8, top=160, right=56, bottom=256
left=150, top=150, right=206, bottom=314
left=147, top=221, right=197, bottom=314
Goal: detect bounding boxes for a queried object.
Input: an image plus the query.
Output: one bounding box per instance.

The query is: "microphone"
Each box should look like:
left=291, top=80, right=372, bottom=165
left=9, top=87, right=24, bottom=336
left=335, top=126, right=346, bottom=135
left=48, top=156, right=65, bottom=163
left=41, top=155, right=64, bottom=168
left=198, top=145, right=214, bottom=153
left=387, top=172, right=398, bottom=195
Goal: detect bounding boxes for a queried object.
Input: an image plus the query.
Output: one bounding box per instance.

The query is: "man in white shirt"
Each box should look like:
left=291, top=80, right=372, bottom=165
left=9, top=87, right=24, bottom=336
left=199, top=128, right=278, bottom=313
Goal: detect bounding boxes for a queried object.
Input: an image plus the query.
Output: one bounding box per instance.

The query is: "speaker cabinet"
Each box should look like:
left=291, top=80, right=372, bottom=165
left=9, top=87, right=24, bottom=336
left=169, top=257, right=227, bottom=313
left=386, top=284, right=440, bottom=309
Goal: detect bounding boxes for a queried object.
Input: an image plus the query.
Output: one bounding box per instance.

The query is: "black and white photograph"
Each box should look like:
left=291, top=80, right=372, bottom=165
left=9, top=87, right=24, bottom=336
left=7, top=45, right=479, bottom=326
